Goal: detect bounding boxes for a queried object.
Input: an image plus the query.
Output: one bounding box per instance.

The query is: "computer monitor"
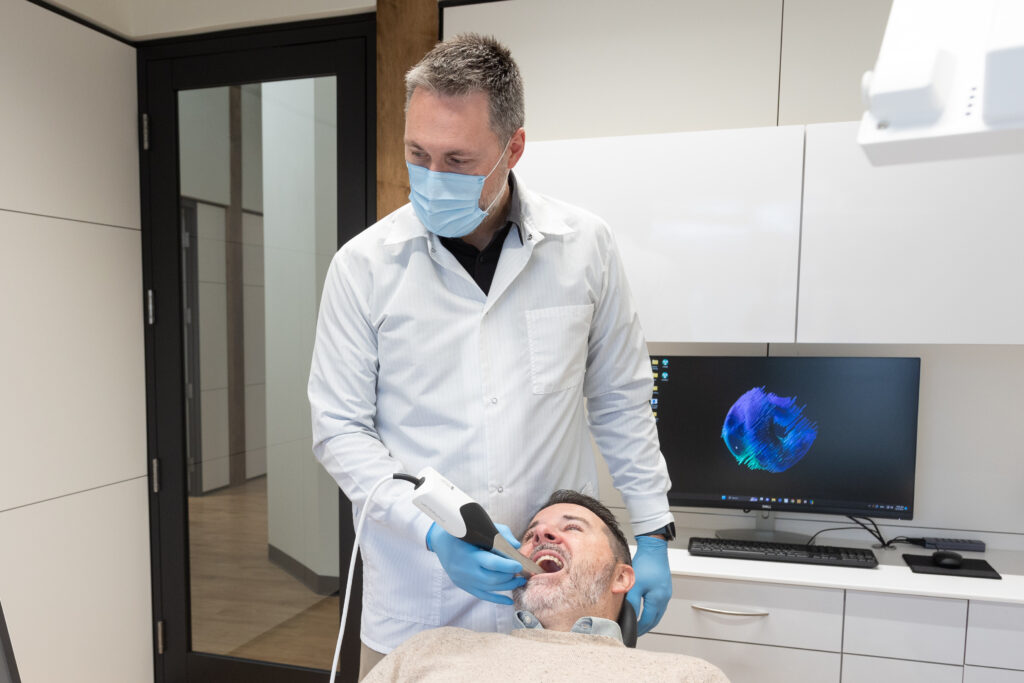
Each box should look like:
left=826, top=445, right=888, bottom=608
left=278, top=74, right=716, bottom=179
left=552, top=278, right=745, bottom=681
left=650, top=355, right=920, bottom=543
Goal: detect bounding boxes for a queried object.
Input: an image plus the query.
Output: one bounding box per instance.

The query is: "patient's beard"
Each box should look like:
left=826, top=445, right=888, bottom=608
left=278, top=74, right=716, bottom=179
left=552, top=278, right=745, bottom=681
left=512, top=545, right=617, bottom=620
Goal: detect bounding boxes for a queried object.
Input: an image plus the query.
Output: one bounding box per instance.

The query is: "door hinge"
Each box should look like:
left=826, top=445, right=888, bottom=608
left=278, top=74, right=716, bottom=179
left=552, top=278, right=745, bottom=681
left=151, top=458, right=160, bottom=494
left=146, top=289, right=155, bottom=325
left=156, top=619, right=165, bottom=654
left=142, top=113, right=150, bottom=151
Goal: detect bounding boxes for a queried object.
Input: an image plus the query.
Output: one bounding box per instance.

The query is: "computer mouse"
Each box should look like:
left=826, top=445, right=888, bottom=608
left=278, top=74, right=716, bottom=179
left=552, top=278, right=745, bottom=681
left=932, top=550, right=963, bottom=569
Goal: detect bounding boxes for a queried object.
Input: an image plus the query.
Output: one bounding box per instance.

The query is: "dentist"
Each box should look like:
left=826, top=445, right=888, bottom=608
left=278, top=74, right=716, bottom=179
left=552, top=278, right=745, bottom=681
left=308, top=33, right=674, bottom=679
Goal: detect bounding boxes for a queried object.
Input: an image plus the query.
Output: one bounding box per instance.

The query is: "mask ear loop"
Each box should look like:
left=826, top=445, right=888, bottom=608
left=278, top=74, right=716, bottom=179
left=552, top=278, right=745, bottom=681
left=480, top=136, right=514, bottom=215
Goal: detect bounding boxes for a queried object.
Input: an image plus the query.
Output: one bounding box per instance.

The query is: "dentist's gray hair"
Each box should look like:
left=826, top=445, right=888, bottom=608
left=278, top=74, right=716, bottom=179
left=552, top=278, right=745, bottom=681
left=405, top=33, right=525, bottom=143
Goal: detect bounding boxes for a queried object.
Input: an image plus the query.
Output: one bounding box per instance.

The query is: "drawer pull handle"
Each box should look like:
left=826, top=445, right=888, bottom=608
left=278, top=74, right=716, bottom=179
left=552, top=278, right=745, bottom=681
left=691, top=604, right=769, bottom=617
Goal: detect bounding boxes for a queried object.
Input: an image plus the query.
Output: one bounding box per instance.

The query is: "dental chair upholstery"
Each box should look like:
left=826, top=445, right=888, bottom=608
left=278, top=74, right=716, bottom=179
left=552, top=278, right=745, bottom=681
left=616, top=600, right=638, bottom=648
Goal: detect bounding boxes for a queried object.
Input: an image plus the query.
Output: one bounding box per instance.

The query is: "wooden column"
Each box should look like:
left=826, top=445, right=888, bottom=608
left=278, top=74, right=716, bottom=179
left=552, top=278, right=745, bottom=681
left=376, top=0, right=438, bottom=219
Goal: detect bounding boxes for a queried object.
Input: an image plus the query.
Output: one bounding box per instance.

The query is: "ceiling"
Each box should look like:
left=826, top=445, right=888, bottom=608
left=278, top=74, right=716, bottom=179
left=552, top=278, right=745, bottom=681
left=48, top=0, right=376, bottom=41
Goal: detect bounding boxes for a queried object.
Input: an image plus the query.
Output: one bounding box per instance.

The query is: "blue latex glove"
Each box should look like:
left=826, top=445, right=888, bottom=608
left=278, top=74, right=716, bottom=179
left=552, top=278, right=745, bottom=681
left=626, top=535, right=672, bottom=635
left=427, top=522, right=527, bottom=604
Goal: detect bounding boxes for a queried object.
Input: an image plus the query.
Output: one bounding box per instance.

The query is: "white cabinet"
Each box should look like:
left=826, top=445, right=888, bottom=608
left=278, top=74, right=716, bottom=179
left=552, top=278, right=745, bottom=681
left=965, top=668, right=1024, bottom=683
left=966, top=602, right=1024, bottom=672
left=514, top=126, right=805, bottom=344
left=640, top=576, right=844, bottom=683
left=843, top=591, right=967, bottom=665
left=642, top=573, right=1024, bottom=683
left=841, top=654, right=964, bottom=683
left=654, top=575, right=844, bottom=650
left=841, top=591, right=968, bottom=681
left=798, top=121, right=1024, bottom=344
left=641, top=633, right=840, bottom=683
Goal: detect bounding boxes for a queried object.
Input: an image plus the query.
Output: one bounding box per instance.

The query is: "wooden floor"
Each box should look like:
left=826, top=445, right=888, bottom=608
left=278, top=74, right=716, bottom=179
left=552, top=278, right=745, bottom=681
left=189, top=476, right=341, bottom=670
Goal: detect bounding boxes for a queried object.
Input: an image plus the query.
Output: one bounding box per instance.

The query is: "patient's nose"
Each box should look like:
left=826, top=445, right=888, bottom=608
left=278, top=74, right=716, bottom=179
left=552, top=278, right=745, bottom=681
left=530, top=523, right=560, bottom=544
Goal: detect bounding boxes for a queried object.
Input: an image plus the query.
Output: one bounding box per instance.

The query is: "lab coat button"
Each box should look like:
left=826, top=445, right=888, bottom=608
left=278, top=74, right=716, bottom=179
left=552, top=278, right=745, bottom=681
left=490, top=397, right=498, bottom=404
left=497, top=486, right=504, bottom=493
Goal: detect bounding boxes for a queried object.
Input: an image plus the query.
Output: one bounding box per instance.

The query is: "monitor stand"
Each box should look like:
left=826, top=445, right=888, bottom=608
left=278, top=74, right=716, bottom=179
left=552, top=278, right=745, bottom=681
left=715, top=511, right=810, bottom=545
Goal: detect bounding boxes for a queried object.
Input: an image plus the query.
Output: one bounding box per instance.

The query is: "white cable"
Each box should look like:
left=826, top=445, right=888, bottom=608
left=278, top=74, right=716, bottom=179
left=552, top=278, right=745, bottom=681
left=329, top=474, right=395, bottom=683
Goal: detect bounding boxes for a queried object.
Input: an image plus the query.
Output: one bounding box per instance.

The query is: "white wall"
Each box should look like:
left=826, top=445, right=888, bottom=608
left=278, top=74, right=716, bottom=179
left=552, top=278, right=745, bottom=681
left=263, top=78, right=340, bottom=578
left=0, top=0, right=151, bottom=681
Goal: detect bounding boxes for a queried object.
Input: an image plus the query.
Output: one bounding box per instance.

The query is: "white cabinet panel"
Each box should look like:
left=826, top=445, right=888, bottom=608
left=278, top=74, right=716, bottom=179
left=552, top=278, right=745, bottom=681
left=798, top=121, right=1024, bottom=343
left=0, top=212, right=146, bottom=511
left=654, top=576, right=843, bottom=651
left=0, top=0, right=138, bottom=229
left=444, top=0, right=783, bottom=141
left=640, top=633, right=840, bottom=683
left=965, top=667, right=1024, bottom=683
left=515, top=126, right=805, bottom=343
left=843, top=591, right=967, bottom=665
left=0, top=479, right=152, bottom=683
left=967, top=601, right=1024, bottom=671
left=842, top=654, right=963, bottom=683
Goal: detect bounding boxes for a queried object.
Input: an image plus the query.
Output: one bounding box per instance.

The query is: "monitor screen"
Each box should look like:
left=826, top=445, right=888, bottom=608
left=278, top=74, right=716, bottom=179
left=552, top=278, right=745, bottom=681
left=650, top=356, right=920, bottom=520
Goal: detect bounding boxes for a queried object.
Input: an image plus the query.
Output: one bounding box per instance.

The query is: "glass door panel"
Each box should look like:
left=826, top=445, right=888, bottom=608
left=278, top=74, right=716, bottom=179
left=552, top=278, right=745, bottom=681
left=177, top=77, right=341, bottom=671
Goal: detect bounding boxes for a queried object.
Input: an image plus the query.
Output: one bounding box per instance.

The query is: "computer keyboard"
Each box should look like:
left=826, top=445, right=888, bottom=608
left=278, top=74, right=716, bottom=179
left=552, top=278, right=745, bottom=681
left=688, top=537, right=879, bottom=568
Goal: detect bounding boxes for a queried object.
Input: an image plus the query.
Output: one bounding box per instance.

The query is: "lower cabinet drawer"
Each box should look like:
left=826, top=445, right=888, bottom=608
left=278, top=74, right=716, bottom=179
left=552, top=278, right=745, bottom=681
left=843, top=591, right=967, bottom=665
left=964, top=666, right=1024, bottom=683
left=841, top=654, right=963, bottom=683
left=967, top=601, right=1024, bottom=671
left=653, top=576, right=844, bottom=651
left=640, top=632, right=840, bottom=683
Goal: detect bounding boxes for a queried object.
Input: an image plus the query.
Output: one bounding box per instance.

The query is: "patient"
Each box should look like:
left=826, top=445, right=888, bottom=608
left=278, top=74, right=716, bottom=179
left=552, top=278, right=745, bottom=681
left=363, top=490, right=728, bottom=682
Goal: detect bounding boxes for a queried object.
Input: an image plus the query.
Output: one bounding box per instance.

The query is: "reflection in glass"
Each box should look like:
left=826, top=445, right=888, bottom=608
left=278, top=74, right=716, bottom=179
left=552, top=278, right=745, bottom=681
left=178, top=77, right=340, bottom=670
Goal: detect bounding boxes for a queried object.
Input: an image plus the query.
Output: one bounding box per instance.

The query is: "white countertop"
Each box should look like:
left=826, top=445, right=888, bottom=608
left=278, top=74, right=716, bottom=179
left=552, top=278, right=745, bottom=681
left=664, top=539, right=1024, bottom=605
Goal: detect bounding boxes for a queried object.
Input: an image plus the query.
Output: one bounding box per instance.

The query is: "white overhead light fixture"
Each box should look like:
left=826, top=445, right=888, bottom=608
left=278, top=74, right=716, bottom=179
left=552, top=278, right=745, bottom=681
left=859, top=0, right=1024, bottom=164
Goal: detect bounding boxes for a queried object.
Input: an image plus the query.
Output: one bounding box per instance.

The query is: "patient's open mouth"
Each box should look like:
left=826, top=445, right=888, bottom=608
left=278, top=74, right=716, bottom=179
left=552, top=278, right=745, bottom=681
left=532, top=551, right=565, bottom=574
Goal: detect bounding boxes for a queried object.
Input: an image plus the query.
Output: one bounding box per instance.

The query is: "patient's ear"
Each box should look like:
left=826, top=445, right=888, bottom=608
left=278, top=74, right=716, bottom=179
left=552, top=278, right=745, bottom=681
left=609, top=563, right=635, bottom=595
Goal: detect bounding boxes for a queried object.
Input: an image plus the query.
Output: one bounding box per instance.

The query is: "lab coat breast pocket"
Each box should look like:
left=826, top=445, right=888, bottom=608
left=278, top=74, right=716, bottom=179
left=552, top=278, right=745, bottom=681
left=525, top=303, right=594, bottom=395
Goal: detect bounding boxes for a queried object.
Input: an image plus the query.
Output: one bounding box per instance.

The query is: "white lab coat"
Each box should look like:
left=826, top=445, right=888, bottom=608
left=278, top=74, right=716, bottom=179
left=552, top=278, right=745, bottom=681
left=308, top=180, right=672, bottom=652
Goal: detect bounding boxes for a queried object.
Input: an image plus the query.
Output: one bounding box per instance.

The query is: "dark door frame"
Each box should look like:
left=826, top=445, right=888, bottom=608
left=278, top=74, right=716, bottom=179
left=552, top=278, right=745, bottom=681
left=138, top=16, right=374, bottom=682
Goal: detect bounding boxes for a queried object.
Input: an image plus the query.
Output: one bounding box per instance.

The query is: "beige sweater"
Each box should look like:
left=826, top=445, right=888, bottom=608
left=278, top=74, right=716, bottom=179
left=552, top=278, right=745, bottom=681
left=363, top=626, right=729, bottom=682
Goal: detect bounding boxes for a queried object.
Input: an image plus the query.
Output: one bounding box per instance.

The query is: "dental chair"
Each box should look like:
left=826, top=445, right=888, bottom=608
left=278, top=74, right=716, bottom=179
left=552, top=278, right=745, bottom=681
left=616, top=600, right=638, bottom=648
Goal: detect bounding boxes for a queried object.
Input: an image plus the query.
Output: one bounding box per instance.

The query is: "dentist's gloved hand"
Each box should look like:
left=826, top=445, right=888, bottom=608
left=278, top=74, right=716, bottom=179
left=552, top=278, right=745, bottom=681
left=427, top=522, right=527, bottom=604
left=626, top=535, right=672, bottom=635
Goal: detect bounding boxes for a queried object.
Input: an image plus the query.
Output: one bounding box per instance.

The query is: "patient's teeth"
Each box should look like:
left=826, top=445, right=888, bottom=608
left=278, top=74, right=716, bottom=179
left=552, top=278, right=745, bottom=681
left=535, top=554, right=564, bottom=573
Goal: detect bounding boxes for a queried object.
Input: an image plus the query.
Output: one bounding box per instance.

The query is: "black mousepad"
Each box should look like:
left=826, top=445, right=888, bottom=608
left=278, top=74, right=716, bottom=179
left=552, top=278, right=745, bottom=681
left=903, top=554, right=1001, bottom=579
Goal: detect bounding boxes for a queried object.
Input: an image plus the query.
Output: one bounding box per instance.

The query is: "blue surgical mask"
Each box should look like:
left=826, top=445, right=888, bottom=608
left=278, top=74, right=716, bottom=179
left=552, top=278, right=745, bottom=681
left=407, top=138, right=511, bottom=238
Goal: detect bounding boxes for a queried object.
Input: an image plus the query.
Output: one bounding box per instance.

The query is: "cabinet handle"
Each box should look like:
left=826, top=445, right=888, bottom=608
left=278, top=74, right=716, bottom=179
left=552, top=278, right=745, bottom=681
left=691, top=604, right=769, bottom=617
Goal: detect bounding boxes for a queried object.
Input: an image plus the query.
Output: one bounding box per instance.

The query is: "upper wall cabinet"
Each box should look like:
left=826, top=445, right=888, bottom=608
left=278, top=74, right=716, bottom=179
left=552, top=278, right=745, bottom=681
left=515, top=125, right=805, bottom=344
left=798, top=122, right=1024, bottom=344
left=444, top=0, right=784, bottom=141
